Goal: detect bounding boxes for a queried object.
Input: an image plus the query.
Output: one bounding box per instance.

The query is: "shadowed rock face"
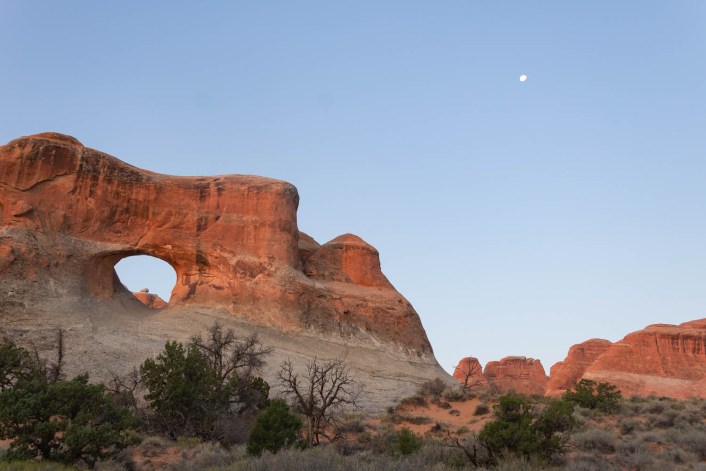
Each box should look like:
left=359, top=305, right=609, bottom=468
left=483, top=357, right=548, bottom=396
left=0, top=133, right=448, bottom=410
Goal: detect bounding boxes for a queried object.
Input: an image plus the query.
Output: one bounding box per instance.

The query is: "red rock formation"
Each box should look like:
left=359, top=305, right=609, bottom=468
left=304, top=234, right=392, bottom=288
left=0, top=132, right=432, bottom=352
left=546, top=339, right=612, bottom=396
left=452, top=357, right=489, bottom=389
left=582, top=320, right=706, bottom=399
left=132, top=289, right=168, bottom=310
left=484, top=356, right=548, bottom=396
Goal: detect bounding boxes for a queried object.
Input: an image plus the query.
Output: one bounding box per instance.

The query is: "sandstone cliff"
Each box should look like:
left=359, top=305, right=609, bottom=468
left=484, top=356, right=548, bottom=396
left=454, top=319, right=706, bottom=400
left=0, top=132, right=449, bottom=410
left=545, top=339, right=612, bottom=396
left=582, top=320, right=706, bottom=399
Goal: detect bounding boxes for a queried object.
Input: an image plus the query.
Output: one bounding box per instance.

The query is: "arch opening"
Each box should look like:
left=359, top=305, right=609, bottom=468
left=114, top=255, right=177, bottom=309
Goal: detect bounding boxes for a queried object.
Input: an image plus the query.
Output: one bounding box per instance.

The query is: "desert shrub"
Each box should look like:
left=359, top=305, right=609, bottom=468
left=666, top=429, right=706, bottom=460
left=171, top=442, right=245, bottom=470
left=565, top=453, right=621, bottom=471
left=0, top=372, right=139, bottom=467
left=438, top=401, right=452, bottom=410
left=246, top=399, right=302, bottom=456
left=0, top=463, right=75, bottom=471
left=474, top=403, right=490, bottom=415
left=563, top=379, right=621, bottom=413
left=405, top=415, right=432, bottom=425
left=176, top=436, right=203, bottom=448
left=333, top=414, right=367, bottom=436
left=571, top=427, right=616, bottom=453
left=448, top=409, right=460, bottom=417
left=141, top=324, right=270, bottom=442
left=396, top=428, right=422, bottom=456
left=657, top=447, right=697, bottom=465
left=419, top=378, right=447, bottom=399
left=675, top=410, right=703, bottom=428
left=400, top=395, right=427, bottom=407
left=617, top=446, right=653, bottom=471
left=227, top=444, right=460, bottom=471
left=441, top=386, right=465, bottom=402
left=650, top=408, right=679, bottom=428
left=644, top=399, right=666, bottom=414
left=618, top=417, right=642, bottom=435
left=638, top=430, right=665, bottom=444
left=479, top=396, right=574, bottom=464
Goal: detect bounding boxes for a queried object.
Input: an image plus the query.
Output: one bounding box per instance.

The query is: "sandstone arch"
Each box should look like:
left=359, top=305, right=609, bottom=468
left=0, top=132, right=450, bottom=410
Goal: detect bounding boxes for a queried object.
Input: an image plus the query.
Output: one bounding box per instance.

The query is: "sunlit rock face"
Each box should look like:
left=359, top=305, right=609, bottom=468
left=0, top=132, right=448, bottom=411
left=452, top=356, right=489, bottom=389
left=483, top=356, right=548, bottom=396
left=581, top=320, right=706, bottom=399
left=546, top=339, right=613, bottom=397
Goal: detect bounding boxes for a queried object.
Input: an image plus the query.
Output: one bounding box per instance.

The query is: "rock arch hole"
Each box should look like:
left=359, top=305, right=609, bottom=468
left=114, top=255, right=177, bottom=309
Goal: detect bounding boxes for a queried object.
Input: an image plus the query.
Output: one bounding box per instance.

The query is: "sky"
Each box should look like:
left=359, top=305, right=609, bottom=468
left=2, top=1, right=706, bottom=374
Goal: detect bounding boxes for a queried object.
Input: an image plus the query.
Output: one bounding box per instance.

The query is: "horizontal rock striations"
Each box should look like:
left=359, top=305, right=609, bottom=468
left=582, top=320, right=706, bottom=399
left=484, top=356, right=549, bottom=396
left=0, top=132, right=448, bottom=410
left=454, top=319, right=706, bottom=400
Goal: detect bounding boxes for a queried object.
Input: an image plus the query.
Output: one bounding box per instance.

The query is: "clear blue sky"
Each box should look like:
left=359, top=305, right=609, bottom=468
left=3, top=1, right=706, bottom=373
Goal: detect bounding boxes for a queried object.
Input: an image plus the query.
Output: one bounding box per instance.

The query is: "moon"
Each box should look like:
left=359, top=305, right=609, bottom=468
left=519, top=74, right=528, bottom=82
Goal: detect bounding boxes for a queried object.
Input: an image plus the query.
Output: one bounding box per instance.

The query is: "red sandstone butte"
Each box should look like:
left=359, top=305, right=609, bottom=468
left=546, top=339, right=612, bottom=396
left=452, top=357, right=489, bottom=389
left=484, top=356, right=548, bottom=396
left=582, top=319, right=706, bottom=399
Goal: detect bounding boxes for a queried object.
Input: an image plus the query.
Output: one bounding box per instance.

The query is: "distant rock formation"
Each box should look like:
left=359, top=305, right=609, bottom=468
left=452, top=357, right=489, bottom=390
left=484, top=356, right=548, bottom=395
left=581, top=320, right=706, bottom=399
left=0, top=132, right=449, bottom=410
left=546, top=339, right=612, bottom=396
left=132, top=289, right=168, bottom=310
left=455, top=319, right=706, bottom=400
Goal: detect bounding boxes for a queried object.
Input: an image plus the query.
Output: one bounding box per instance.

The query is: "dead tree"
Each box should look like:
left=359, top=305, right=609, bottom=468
left=277, top=357, right=362, bottom=446
left=454, top=357, right=484, bottom=391
left=190, top=322, right=272, bottom=410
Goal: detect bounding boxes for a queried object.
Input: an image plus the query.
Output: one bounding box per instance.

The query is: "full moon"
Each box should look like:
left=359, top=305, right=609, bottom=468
left=519, top=74, right=528, bottom=82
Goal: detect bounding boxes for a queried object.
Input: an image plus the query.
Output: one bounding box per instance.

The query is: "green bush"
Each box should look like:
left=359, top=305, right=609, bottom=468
left=246, top=399, right=302, bottom=456
left=478, top=396, right=574, bottom=464
left=563, top=379, right=621, bottom=413
left=140, top=324, right=271, bottom=442
left=0, top=373, right=139, bottom=467
left=395, top=428, right=422, bottom=456
left=474, top=403, right=490, bottom=415
left=572, top=427, right=616, bottom=453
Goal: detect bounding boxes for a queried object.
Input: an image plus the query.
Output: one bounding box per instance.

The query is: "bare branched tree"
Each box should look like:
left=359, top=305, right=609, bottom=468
left=106, top=367, right=143, bottom=414
left=443, top=428, right=491, bottom=467
left=190, top=322, right=272, bottom=410
left=454, top=357, right=483, bottom=391
left=277, top=357, right=362, bottom=446
left=47, top=329, right=65, bottom=383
